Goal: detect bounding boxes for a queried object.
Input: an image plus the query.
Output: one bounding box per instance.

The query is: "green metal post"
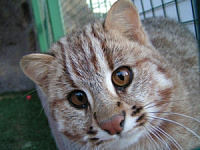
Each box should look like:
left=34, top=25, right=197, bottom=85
left=46, top=0, right=65, bottom=41
left=31, top=0, right=49, bottom=52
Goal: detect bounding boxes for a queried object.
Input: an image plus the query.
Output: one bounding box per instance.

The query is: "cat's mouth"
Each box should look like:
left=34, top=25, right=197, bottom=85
left=89, top=110, right=148, bottom=149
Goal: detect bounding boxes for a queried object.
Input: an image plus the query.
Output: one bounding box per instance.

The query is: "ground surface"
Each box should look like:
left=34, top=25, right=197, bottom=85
left=0, top=90, right=57, bottom=150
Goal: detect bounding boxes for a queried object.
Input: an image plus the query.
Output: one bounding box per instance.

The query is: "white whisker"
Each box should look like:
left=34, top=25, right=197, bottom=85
left=148, top=116, right=200, bottom=140
left=39, top=99, right=48, bottom=116
left=154, top=125, right=183, bottom=150
left=145, top=102, right=168, bottom=110
left=65, top=138, right=83, bottom=150
left=144, top=100, right=187, bottom=110
left=16, top=89, right=37, bottom=101
left=143, top=131, right=157, bottom=149
left=149, top=111, right=200, bottom=123
left=143, top=100, right=156, bottom=108
left=148, top=124, right=171, bottom=150
left=143, top=126, right=161, bottom=149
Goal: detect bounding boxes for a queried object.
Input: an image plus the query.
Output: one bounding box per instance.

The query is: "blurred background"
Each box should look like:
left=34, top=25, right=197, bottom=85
left=0, top=0, right=199, bottom=149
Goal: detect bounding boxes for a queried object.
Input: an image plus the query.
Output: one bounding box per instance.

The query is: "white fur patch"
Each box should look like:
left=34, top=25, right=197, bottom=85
left=155, top=72, right=172, bottom=87
left=123, top=116, right=137, bottom=133
left=105, top=71, right=117, bottom=96
left=82, top=88, right=94, bottom=109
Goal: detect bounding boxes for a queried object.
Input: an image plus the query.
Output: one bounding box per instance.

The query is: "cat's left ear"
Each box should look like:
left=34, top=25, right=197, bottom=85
left=105, top=0, right=149, bottom=45
left=20, top=54, right=56, bottom=93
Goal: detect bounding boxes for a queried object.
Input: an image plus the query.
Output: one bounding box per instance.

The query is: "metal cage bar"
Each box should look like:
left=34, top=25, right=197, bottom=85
left=31, top=0, right=65, bottom=52
left=161, top=0, right=167, bottom=17
left=31, top=0, right=49, bottom=52
left=174, top=0, right=181, bottom=22
left=192, top=0, right=200, bottom=65
left=46, top=0, right=65, bottom=41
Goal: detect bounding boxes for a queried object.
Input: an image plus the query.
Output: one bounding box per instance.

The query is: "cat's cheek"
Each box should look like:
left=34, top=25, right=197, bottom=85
left=49, top=100, right=88, bottom=140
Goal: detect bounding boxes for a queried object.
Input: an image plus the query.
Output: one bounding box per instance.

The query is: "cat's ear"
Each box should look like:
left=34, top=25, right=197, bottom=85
left=20, top=54, right=55, bottom=93
left=105, top=0, right=149, bottom=45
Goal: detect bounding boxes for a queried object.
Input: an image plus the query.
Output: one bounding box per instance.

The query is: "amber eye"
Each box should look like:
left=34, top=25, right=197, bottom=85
left=112, top=66, right=133, bottom=88
left=68, top=90, right=88, bottom=108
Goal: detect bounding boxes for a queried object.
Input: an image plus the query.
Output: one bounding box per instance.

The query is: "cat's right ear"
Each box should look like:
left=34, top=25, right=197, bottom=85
left=20, top=54, right=55, bottom=93
left=105, top=0, right=149, bottom=45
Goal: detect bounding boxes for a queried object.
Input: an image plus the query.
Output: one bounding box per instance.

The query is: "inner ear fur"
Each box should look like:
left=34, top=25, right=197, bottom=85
left=105, top=0, right=149, bottom=45
left=20, top=54, right=55, bottom=93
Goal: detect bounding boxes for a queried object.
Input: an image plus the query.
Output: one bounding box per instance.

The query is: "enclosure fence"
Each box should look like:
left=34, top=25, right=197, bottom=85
left=31, top=0, right=199, bottom=54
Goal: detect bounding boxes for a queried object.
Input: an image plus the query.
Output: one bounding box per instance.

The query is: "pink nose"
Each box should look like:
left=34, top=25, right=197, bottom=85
left=100, top=115, right=125, bottom=135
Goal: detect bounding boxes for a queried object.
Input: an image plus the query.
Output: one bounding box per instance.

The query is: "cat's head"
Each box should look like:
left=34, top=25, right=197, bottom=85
left=20, top=0, right=180, bottom=149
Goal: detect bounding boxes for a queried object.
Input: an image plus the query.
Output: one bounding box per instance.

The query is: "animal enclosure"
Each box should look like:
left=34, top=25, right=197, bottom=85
left=30, top=0, right=200, bottom=149
left=31, top=0, right=199, bottom=53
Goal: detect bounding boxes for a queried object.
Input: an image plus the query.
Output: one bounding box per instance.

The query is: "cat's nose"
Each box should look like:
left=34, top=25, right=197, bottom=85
left=99, top=115, right=125, bottom=135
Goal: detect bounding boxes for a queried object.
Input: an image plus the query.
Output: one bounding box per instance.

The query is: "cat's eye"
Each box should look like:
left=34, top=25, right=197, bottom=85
left=112, top=66, right=133, bottom=89
left=68, top=90, right=88, bottom=109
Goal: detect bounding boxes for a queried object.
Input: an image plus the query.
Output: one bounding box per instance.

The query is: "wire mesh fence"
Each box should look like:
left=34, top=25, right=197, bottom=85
left=134, top=0, right=199, bottom=41
left=60, top=0, right=93, bottom=33
left=60, top=0, right=117, bottom=33
left=32, top=0, right=199, bottom=52
left=59, top=0, right=199, bottom=46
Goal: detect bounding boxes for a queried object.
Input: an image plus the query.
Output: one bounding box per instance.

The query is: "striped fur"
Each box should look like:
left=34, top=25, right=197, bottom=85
left=20, top=0, right=200, bottom=149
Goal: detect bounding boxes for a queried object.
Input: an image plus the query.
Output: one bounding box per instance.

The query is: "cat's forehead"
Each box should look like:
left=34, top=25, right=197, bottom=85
left=51, top=21, right=154, bottom=82
left=50, top=23, right=109, bottom=83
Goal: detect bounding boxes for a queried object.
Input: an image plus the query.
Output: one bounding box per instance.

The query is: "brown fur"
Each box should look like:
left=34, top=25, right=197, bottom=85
left=20, top=0, right=200, bottom=149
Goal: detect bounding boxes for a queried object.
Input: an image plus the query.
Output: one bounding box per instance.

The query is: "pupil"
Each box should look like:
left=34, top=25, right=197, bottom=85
left=76, top=92, right=84, bottom=101
left=117, top=72, right=125, bottom=81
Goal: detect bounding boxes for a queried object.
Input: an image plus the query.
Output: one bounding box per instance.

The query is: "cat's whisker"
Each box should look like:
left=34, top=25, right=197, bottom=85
left=79, top=143, right=86, bottom=150
left=144, top=99, right=187, bottom=110
left=77, top=141, right=87, bottom=150
left=143, top=132, right=155, bottom=148
left=16, top=89, right=37, bottom=101
left=143, top=125, right=161, bottom=149
left=38, top=99, right=49, bottom=117
left=96, top=144, right=102, bottom=150
left=143, top=131, right=157, bottom=149
left=152, top=124, right=183, bottom=150
left=148, top=123, right=171, bottom=150
left=64, top=138, right=83, bottom=150
left=149, top=111, right=200, bottom=123
left=147, top=116, right=200, bottom=140
left=143, top=100, right=156, bottom=108
left=144, top=101, right=169, bottom=110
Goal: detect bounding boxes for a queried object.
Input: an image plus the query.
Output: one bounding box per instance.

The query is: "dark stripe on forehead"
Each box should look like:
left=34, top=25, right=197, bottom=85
left=64, top=23, right=112, bottom=80
left=57, top=41, right=77, bottom=87
left=68, top=53, right=83, bottom=78
left=91, top=23, right=102, bottom=42
left=83, top=29, right=99, bottom=71
left=66, top=33, right=88, bottom=78
left=91, top=23, right=114, bottom=70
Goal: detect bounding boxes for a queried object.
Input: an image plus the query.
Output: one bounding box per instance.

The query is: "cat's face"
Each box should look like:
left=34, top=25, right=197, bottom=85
left=46, top=14, right=176, bottom=146
left=46, top=23, right=173, bottom=149
left=20, top=0, right=193, bottom=149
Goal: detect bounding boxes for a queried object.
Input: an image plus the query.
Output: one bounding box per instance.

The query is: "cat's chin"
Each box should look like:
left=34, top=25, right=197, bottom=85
left=94, top=129, right=145, bottom=150
left=112, top=131, right=144, bottom=149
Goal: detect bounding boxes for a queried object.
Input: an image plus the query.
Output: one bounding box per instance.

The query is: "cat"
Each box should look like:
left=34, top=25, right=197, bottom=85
left=20, top=0, right=200, bottom=149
